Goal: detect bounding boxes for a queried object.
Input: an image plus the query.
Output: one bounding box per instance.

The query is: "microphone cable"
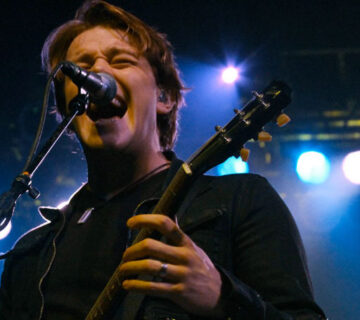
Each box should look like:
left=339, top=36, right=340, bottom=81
left=22, top=62, right=64, bottom=174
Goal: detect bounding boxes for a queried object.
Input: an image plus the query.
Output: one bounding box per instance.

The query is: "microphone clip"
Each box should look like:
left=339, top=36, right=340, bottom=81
left=68, top=90, right=90, bottom=115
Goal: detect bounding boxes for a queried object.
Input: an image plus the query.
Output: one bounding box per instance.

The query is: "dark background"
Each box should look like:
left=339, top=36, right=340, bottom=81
left=0, top=1, right=359, bottom=319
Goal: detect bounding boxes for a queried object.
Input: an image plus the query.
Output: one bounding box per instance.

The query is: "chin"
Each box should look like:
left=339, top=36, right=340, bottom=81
left=87, top=135, right=133, bottom=153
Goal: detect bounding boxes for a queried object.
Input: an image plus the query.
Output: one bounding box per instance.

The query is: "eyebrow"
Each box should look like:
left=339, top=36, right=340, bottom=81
left=105, top=47, right=139, bottom=59
left=69, top=47, right=139, bottom=62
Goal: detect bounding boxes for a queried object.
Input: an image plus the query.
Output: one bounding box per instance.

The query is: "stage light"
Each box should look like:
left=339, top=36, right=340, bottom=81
left=342, top=151, right=360, bottom=185
left=221, top=67, right=239, bottom=84
left=296, top=151, right=330, bottom=184
left=0, top=221, right=11, bottom=240
left=217, top=156, right=249, bottom=175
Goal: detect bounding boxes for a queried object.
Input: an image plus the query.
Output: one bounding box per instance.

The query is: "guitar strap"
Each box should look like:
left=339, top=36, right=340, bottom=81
left=118, top=176, right=205, bottom=320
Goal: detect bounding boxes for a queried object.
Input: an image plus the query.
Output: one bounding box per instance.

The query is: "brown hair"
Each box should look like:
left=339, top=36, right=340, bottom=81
left=41, top=0, right=186, bottom=150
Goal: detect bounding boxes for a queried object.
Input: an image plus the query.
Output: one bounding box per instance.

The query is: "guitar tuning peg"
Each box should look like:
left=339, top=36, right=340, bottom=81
left=234, top=109, right=244, bottom=116
left=276, top=113, right=291, bottom=127
left=215, top=125, right=223, bottom=132
left=240, top=148, right=250, bottom=162
left=258, top=131, right=272, bottom=142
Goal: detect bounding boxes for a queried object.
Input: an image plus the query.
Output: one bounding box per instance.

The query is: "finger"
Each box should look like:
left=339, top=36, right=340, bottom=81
left=122, top=278, right=183, bottom=298
left=127, top=214, right=187, bottom=245
left=122, top=238, right=189, bottom=264
left=119, top=259, right=187, bottom=281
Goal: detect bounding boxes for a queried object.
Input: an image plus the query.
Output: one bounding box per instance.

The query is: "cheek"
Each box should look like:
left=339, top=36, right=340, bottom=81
left=71, top=115, right=87, bottom=139
left=123, top=74, right=158, bottom=124
left=72, top=115, right=103, bottom=146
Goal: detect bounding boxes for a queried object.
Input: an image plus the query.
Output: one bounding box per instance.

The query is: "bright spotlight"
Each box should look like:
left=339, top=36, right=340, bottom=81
left=221, top=67, right=239, bottom=84
left=217, top=156, right=249, bottom=176
left=0, top=221, right=11, bottom=240
left=342, top=151, right=360, bottom=185
left=296, top=151, right=330, bottom=184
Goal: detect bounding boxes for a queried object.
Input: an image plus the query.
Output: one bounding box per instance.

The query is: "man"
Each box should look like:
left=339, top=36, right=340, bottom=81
left=0, top=1, right=326, bottom=319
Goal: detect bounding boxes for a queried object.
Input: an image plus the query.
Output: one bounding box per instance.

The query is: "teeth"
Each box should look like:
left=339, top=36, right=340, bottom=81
left=111, top=98, right=120, bottom=107
left=111, top=97, right=126, bottom=110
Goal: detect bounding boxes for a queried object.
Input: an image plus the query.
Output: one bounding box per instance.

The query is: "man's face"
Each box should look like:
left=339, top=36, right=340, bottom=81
left=64, top=26, right=165, bottom=154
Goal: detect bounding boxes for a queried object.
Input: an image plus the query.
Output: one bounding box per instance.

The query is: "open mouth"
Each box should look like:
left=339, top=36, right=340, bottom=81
left=87, top=96, right=127, bottom=121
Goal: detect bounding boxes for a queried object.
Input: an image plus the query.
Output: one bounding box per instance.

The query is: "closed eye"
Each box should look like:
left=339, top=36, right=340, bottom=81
left=111, top=59, right=136, bottom=69
left=76, top=62, right=92, bottom=70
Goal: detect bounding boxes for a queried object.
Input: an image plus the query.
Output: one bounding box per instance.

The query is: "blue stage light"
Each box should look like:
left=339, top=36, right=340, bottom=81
left=217, top=156, right=249, bottom=175
left=342, top=151, right=360, bottom=185
left=296, top=151, right=330, bottom=184
left=0, top=221, right=12, bottom=240
left=221, top=66, right=239, bottom=84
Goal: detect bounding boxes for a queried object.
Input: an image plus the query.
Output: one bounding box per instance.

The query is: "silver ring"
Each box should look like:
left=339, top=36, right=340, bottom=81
left=158, top=263, right=168, bottom=278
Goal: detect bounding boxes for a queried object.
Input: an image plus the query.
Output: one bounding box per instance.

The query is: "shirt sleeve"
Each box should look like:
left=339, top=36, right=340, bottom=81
left=216, top=175, right=327, bottom=319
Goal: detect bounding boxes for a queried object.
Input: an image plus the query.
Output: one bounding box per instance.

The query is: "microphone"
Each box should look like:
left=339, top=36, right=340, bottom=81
left=60, top=61, right=117, bottom=106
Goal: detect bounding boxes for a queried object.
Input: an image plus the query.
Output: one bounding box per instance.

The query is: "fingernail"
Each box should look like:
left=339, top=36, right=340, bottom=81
left=122, top=280, right=129, bottom=289
left=122, top=252, right=128, bottom=261
left=127, top=218, right=134, bottom=227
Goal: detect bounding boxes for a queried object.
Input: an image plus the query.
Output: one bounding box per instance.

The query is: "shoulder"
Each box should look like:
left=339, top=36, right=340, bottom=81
left=10, top=222, right=51, bottom=255
left=180, top=173, right=275, bottom=225
left=192, top=173, right=273, bottom=199
left=8, top=206, right=63, bottom=256
left=187, top=173, right=291, bottom=228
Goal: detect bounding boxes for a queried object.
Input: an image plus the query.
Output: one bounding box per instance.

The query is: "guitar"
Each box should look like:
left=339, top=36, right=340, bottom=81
left=85, top=80, right=292, bottom=319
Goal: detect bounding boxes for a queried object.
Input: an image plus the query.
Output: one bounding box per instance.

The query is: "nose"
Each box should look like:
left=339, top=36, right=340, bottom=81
left=91, top=58, right=112, bottom=75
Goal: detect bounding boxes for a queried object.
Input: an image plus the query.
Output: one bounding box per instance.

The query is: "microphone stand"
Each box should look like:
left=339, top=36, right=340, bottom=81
left=0, top=92, right=89, bottom=232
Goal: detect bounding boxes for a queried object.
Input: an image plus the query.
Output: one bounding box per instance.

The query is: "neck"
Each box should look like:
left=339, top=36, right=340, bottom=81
left=84, top=148, right=170, bottom=198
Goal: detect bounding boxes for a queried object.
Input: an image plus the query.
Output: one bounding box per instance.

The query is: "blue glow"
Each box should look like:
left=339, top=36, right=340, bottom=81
left=342, top=151, right=360, bottom=185
left=0, top=221, right=11, bottom=240
left=221, top=66, right=240, bottom=84
left=296, top=151, right=330, bottom=184
left=217, top=156, right=249, bottom=175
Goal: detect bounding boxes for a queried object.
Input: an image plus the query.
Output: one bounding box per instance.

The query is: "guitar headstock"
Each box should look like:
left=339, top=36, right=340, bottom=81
left=187, top=80, right=292, bottom=174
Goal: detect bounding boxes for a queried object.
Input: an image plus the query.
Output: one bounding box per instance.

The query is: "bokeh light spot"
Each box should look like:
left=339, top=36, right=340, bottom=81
left=296, top=151, right=330, bottom=184
left=342, top=151, right=360, bottom=184
left=217, top=156, right=249, bottom=175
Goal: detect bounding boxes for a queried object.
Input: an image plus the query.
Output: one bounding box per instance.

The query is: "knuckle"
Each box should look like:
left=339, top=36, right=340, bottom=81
left=172, top=283, right=185, bottom=294
left=148, top=282, right=157, bottom=292
left=170, top=226, right=183, bottom=242
left=144, top=259, right=154, bottom=270
left=141, top=239, right=153, bottom=251
left=143, top=259, right=151, bottom=269
left=179, top=248, right=191, bottom=263
left=181, top=267, right=190, bottom=279
left=184, top=234, right=195, bottom=246
left=162, top=216, right=173, bottom=229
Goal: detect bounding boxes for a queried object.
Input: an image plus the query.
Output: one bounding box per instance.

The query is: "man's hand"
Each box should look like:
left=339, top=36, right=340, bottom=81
left=119, top=214, right=224, bottom=317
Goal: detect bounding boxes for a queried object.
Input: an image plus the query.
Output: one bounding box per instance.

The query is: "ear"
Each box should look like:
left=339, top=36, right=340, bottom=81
left=156, top=88, right=175, bottom=115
